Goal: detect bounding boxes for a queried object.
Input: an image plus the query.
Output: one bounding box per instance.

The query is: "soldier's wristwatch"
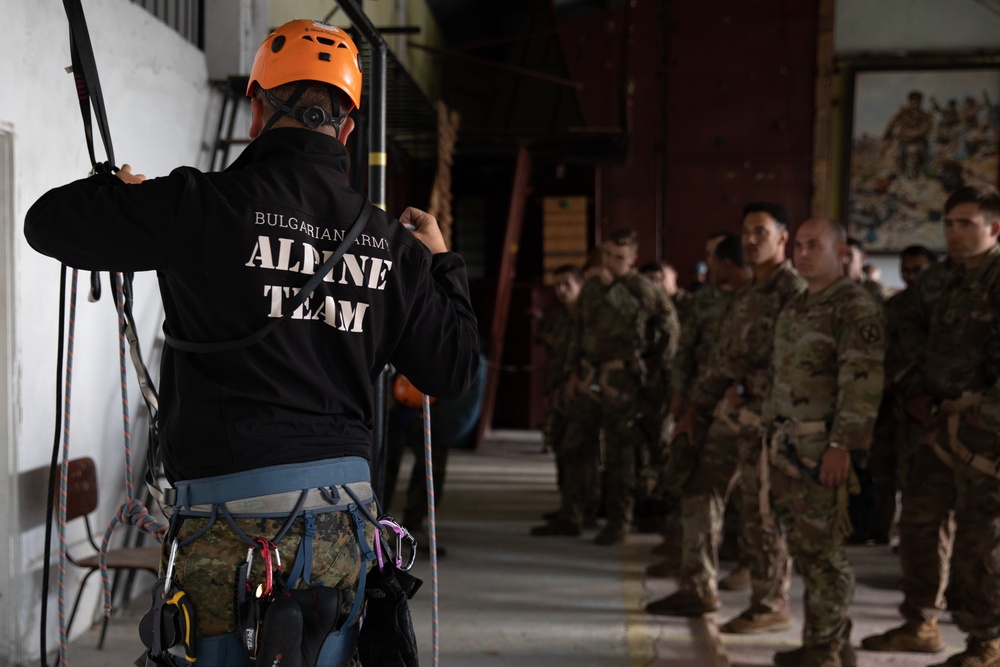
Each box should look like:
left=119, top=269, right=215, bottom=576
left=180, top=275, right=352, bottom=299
left=828, top=441, right=847, bottom=451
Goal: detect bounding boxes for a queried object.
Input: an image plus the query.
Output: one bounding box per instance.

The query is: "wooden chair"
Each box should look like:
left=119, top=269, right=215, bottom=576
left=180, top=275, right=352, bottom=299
left=63, top=457, right=161, bottom=646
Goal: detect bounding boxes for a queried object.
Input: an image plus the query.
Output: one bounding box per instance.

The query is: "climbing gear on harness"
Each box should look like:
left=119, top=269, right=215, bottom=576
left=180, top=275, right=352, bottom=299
left=357, top=514, right=423, bottom=667
left=374, top=515, right=417, bottom=572
left=247, top=19, right=363, bottom=110
left=139, top=541, right=198, bottom=666
left=166, top=458, right=377, bottom=667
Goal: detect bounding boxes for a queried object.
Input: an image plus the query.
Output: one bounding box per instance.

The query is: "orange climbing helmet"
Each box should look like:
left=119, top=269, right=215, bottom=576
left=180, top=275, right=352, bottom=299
left=393, top=374, right=436, bottom=409
left=246, top=19, right=362, bottom=111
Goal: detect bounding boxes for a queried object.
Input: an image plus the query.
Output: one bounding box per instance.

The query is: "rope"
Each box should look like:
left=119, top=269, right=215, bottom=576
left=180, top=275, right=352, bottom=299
left=56, top=268, right=79, bottom=666
left=98, top=273, right=167, bottom=616
left=422, top=394, right=439, bottom=667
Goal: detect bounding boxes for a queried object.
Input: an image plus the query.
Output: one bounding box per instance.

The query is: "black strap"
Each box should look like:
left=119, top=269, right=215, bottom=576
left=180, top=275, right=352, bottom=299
left=63, top=0, right=115, bottom=173
left=164, top=200, right=374, bottom=354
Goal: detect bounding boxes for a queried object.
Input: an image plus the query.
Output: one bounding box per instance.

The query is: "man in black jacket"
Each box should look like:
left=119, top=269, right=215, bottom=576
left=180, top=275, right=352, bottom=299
left=25, top=19, right=479, bottom=667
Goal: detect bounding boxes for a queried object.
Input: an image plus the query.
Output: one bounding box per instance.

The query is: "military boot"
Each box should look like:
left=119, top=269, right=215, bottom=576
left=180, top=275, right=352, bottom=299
left=717, top=564, right=751, bottom=591
left=775, top=622, right=854, bottom=667
left=719, top=608, right=791, bottom=634
left=645, top=589, right=720, bottom=617
left=593, top=524, right=627, bottom=545
left=861, top=619, right=945, bottom=653
left=529, top=518, right=581, bottom=537
left=929, top=638, right=1000, bottom=667
left=773, top=645, right=841, bottom=667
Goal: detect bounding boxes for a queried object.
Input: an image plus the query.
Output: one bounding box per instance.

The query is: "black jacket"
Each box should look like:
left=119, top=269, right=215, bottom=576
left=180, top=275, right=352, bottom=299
left=25, top=128, right=480, bottom=481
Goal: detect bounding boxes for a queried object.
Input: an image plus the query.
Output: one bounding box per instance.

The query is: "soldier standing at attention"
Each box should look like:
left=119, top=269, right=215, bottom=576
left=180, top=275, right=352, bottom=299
left=534, top=265, right=586, bottom=524
left=864, top=185, right=1000, bottom=667
left=533, top=229, right=678, bottom=545
left=646, top=203, right=803, bottom=632
left=766, top=218, right=885, bottom=667
left=865, top=245, right=936, bottom=546
left=646, top=232, right=752, bottom=578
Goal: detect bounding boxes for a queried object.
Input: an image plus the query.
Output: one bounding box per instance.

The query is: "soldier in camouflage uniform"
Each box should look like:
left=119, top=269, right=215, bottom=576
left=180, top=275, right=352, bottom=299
left=532, top=229, right=678, bottom=545
left=646, top=203, right=804, bottom=633
left=866, top=245, right=936, bottom=545
left=766, top=218, right=885, bottom=667
left=645, top=232, right=751, bottom=577
left=864, top=186, right=1000, bottom=667
left=535, top=265, right=586, bottom=521
left=847, top=236, right=888, bottom=303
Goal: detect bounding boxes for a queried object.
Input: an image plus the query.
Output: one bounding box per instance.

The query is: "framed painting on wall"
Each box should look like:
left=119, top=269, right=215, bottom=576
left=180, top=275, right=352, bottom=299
left=845, top=65, right=1000, bottom=252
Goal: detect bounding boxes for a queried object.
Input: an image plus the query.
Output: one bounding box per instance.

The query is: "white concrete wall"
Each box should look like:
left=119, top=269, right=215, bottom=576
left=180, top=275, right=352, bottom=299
left=836, top=0, right=1000, bottom=53
left=0, top=0, right=213, bottom=662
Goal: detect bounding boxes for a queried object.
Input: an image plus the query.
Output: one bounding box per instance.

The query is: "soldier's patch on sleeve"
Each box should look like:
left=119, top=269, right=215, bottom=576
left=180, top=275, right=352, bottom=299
left=857, top=315, right=883, bottom=344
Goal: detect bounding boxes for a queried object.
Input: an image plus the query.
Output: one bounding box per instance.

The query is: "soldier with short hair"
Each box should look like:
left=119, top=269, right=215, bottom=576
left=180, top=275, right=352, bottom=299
left=646, top=203, right=803, bottom=630
left=534, top=264, right=586, bottom=523
left=863, top=185, right=1000, bottom=667
left=645, top=232, right=751, bottom=577
left=767, top=218, right=885, bottom=667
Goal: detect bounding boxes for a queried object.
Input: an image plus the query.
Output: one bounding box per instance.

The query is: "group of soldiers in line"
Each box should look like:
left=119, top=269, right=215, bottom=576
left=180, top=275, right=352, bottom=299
left=530, top=185, right=1000, bottom=667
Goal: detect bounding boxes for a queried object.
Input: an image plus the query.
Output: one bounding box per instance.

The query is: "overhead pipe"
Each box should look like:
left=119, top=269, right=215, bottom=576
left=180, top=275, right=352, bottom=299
left=335, top=0, right=390, bottom=499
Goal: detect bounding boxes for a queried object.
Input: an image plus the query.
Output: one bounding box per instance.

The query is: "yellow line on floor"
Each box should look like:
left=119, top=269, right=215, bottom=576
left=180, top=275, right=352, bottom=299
left=623, top=535, right=730, bottom=667
left=623, top=537, right=655, bottom=666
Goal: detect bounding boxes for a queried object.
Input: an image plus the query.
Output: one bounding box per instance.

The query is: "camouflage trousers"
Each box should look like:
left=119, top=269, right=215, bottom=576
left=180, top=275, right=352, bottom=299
left=897, top=430, right=955, bottom=623
left=679, top=415, right=790, bottom=610
left=560, top=386, right=640, bottom=529
left=948, top=419, right=1000, bottom=641
left=770, top=466, right=853, bottom=649
left=162, top=508, right=376, bottom=638
left=543, top=397, right=570, bottom=494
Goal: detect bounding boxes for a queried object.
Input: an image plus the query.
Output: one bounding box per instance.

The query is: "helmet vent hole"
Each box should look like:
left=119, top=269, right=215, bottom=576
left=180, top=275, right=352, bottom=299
left=337, top=43, right=349, bottom=49
left=302, top=35, right=314, bottom=42
left=316, top=36, right=335, bottom=46
left=319, top=52, right=332, bottom=62
left=271, top=35, right=286, bottom=52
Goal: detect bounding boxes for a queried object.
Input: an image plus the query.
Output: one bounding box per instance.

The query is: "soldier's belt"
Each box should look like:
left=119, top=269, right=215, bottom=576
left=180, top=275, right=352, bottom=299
left=579, top=357, right=633, bottom=401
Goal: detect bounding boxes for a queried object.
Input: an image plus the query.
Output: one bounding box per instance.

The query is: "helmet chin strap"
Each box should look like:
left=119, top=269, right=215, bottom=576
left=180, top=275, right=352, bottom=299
left=260, top=82, right=347, bottom=137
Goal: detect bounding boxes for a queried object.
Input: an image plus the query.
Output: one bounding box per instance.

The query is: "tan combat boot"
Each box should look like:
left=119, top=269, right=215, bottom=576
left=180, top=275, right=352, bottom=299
left=929, top=638, right=1000, bottom=667
left=861, top=619, right=945, bottom=653
left=717, top=563, right=751, bottom=591
left=719, top=607, right=791, bottom=634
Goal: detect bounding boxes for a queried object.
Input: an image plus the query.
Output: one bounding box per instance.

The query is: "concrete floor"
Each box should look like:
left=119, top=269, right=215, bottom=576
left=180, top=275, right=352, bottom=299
left=65, top=429, right=967, bottom=667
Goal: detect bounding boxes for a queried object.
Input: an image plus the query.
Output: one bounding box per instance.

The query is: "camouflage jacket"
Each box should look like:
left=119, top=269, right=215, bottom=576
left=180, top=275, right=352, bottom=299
left=901, top=244, right=1000, bottom=431
left=566, top=271, right=679, bottom=380
left=765, top=276, right=886, bottom=451
left=670, top=284, right=738, bottom=396
left=536, top=304, right=575, bottom=394
left=883, top=286, right=918, bottom=392
left=689, top=261, right=806, bottom=411
left=860, top=276, right=888, bottom=304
